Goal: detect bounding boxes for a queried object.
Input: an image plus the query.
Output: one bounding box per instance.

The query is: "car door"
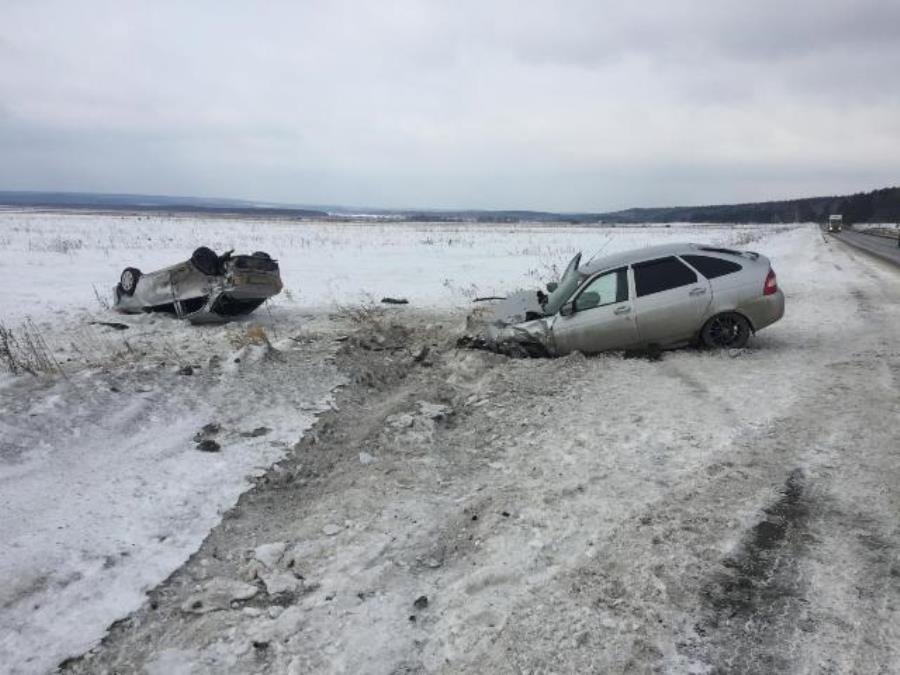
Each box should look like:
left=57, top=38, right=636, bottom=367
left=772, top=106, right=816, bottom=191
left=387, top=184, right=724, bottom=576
left=551, top=267, right=640, bottom=354
left=631, top=256, right=712, bottom=346
left=168, top=262, right=212, bottom=316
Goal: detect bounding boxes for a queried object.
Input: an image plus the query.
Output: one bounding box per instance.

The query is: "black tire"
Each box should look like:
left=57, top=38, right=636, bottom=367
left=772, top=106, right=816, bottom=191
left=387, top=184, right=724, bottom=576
left=252, top=251, right=271, bottom=259
left=120, top=267, right=142, bottom=295
left=701, top=312, right=751, bottom=349
left=191, top=246, right=220, bottom=275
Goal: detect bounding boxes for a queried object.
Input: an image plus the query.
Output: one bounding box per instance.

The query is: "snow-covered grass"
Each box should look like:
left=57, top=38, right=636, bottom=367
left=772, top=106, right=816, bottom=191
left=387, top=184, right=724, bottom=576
left=0, top=211, right=801, bottom=674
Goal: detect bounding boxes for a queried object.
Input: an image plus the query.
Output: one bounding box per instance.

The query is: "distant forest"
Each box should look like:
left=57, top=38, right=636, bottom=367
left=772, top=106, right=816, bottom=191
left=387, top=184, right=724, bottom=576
left=594, top=186, right=900, bottom=225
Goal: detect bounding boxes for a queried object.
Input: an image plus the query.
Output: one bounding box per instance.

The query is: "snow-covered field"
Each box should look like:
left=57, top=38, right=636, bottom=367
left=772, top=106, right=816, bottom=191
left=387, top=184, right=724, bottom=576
left=0, top=210, right=776, bottom=324
left=2, top=212, right=898, bottom=673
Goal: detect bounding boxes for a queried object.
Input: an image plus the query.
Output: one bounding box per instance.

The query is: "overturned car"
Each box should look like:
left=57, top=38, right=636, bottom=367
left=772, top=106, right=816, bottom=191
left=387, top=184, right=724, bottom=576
left=114, top=247, right=283, bottom=322
left=464, top=243, right=785, bottom=356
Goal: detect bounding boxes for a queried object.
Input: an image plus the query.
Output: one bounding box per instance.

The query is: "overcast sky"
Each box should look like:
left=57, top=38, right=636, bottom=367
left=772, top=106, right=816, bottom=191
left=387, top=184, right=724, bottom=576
left=1, top=0, right=899, bottom=211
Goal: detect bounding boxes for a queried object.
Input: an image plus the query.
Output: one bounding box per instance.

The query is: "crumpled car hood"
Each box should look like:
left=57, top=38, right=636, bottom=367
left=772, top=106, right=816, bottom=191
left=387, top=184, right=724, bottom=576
left=484, top=289, right=544, bottom=325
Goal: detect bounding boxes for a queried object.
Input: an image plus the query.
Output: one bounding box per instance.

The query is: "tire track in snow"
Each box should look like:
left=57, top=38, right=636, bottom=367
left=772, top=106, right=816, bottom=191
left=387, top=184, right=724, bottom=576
left=684, top=240, right=900, bottom=672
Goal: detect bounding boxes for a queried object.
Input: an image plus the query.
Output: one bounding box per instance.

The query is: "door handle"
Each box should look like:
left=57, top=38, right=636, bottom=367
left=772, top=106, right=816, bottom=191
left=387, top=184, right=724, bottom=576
left=689, top=287, right=707, bottom=296
left=614, top=305, right=631, bottom=315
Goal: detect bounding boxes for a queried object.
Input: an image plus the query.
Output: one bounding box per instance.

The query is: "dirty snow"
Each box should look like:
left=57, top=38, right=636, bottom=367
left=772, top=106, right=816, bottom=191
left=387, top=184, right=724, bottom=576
left=2, top=213, right=897, bottom=673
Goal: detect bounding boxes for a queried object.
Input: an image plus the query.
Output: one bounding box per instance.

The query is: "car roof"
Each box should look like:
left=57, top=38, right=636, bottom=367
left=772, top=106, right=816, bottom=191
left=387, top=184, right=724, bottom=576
left=580, top=242, right=746, bottom=275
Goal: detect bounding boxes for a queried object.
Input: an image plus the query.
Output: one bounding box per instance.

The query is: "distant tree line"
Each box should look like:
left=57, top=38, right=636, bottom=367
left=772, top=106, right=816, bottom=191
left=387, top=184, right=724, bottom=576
left=598, top=186, right=900, bottom=225
left=395, top=187, right=900, bottom=225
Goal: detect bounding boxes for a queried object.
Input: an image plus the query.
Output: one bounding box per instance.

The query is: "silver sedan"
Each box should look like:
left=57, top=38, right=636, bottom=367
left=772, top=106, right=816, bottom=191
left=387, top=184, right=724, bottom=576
left=471, top=243, right=785, bottom=356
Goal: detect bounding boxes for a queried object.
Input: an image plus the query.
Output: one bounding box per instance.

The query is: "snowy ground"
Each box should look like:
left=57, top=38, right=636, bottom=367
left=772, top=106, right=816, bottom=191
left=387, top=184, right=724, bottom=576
left=2, top=213, right=898, bottom=673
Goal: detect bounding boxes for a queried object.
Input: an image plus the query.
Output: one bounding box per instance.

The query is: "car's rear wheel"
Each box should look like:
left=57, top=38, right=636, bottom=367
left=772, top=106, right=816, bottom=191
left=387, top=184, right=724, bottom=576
left=120, top=267, right=142, bottom=295
left=191, top=246, right=220, bottom=275
left=701, top=312, right=751, bottom=349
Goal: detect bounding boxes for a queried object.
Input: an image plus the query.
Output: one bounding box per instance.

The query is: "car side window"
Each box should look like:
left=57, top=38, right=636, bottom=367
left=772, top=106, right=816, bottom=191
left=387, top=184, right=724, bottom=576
left=632, top=257, right=698, bottom=298
left=681, top=254, right=742, bottom=279
left=573, top=268, right=628, bottom=311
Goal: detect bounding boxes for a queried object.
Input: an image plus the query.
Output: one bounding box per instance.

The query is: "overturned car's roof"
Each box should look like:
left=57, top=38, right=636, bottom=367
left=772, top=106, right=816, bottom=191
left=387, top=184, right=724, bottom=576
left=580, top=242, right=747, bottom=275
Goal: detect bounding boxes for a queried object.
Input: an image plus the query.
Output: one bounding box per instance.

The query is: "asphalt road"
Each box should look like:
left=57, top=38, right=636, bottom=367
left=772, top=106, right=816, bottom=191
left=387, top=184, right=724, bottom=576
left=832, top=228, right=900, bottom=266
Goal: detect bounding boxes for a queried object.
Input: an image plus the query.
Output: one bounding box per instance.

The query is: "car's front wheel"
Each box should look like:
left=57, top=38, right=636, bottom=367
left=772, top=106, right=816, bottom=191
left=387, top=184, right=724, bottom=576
left=701, top=312, right=751, bottom=349
left=120, top=267, right=142, bottom=295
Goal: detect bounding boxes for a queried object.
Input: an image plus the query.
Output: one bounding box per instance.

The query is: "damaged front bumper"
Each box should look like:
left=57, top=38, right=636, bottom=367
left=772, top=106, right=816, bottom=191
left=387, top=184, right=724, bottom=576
left=459, top=290, right=556, bottom=357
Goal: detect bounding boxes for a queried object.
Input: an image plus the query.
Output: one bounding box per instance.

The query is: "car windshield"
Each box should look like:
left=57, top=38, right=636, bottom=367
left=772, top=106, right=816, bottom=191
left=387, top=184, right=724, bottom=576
left=542, top=252, right=583, bottom=315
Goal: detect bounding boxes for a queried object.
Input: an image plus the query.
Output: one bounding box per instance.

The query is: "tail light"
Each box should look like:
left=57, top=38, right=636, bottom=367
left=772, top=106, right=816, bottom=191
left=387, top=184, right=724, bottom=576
left=763, top=268, right=778, bottom=295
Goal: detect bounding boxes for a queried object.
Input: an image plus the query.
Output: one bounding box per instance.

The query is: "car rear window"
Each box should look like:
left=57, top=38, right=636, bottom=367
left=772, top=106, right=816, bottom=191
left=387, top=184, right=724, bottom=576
left=698, top=247, right=742, bottom=256
left=681, top=254, right=743, bottom=279
left=633, top=257, right=698, bottom=297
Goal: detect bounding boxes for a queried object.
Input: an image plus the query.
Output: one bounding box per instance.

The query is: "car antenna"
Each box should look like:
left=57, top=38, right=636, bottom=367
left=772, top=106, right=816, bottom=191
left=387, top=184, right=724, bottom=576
left=586, top=235, right=612, bottom=264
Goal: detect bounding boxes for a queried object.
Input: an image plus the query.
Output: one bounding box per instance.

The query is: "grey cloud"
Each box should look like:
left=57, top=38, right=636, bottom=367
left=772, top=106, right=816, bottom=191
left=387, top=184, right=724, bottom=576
left=0, top=0, right=898, bottom=210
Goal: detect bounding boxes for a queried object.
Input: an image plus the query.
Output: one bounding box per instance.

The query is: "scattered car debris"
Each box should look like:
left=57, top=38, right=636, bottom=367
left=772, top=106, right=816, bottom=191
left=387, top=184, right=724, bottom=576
left=196, top=440, right=221, bottom=453
left=178, top=365, right=194, bottom=376
left=89, top=321, right=130, bottom=330
left=380, top=297, right=409, bottom=305
left=194, top=423, right=221, bottom=442
left=461, top=244, right=785, bottom=356
left=113, top=247, right=283, bottom=323
left=241, top=426, right=271, bottom=438
left=413, top=595, right=429, bottom=610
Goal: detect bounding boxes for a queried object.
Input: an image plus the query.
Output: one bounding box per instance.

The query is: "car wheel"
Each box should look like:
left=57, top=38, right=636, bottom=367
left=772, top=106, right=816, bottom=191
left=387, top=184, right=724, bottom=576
left=120, top=267, right=142, bottom=295
left=700, top=312, right=752, bottom=349
left=191, top=246, right=220, bottom=275
left=701, top=312, right=751, bottom=349
left=252, top=251, right=271, bottom=259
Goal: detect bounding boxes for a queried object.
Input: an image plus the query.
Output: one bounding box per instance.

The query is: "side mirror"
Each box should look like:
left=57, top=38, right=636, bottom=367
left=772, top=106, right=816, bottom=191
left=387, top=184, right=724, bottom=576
left=546, top=282, right=558, bottom=293
left=560, top=301, right=575, bottom=317
left=575, top=292, right=600, bottom=312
